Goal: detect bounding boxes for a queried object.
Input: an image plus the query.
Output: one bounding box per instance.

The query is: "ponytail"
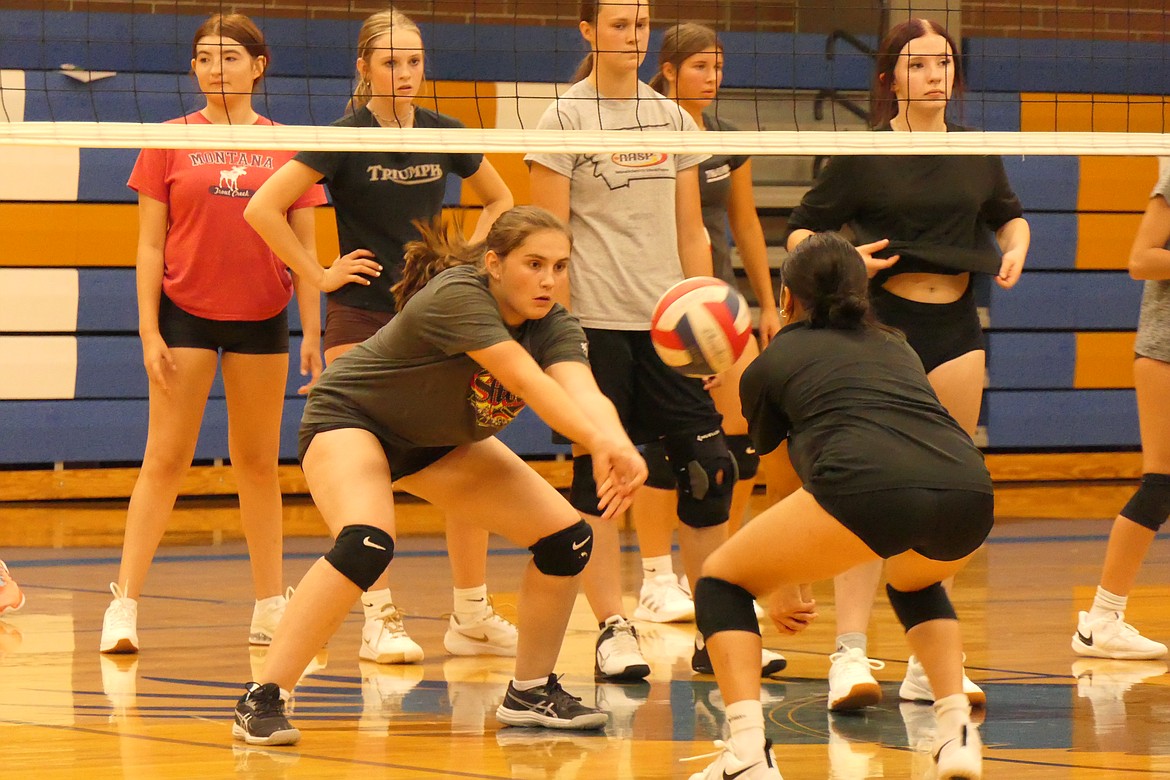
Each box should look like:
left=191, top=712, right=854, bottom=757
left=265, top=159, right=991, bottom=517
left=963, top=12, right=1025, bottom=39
left=781, top=232, right=877, bottom=331
left=571, top=53, right=594, bottom=83
left=394, top=218, right=480, bottom=310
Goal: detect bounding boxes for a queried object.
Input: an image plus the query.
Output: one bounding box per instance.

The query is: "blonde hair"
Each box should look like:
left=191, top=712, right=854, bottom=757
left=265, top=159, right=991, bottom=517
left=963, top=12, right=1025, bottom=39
left=394, top=206, right=572, bottom=310
left=350, top=7, right=423, bottom=112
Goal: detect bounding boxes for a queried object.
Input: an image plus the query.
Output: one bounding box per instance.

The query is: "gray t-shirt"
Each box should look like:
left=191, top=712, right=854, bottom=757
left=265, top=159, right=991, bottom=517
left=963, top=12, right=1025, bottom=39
left=301, top=265, right=589, bottom=448
left=525, top=80, right=708, bottom=329
left=1135, top=159, right=1170, bottom=362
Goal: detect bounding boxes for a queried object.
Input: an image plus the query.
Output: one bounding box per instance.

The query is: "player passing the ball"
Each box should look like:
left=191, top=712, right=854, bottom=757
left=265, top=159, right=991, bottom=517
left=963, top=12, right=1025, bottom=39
left=685, top=231, right=992, bottom=780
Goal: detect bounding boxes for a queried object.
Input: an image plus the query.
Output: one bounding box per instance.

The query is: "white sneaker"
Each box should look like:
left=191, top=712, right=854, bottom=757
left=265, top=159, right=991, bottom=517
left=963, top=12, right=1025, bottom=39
left=595, top=616, right=651, bottom=681
left=100, top=582, right=139, bottom=654
left=931, top=722, right=982, bottom=779
left=1072, top=610, right=1168, bottom=660
left=683, top=738, right=783, bottom=780
left=828, top=648, right=885, bottom=711
left=899, top=655, right=985, bottom=707
left=444, top=602, right=518, bottom=657
left=359, top=603, right=424, bottom=664
left=249, top=587, right=291, bottom=646
left=634, top=573, right=696, bottom=623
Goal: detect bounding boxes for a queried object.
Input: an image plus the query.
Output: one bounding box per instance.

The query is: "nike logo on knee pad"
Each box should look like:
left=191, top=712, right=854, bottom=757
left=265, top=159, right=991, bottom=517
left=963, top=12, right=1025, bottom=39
left=572, top=536, right=592, bottom=551
left=363, top=537, right=387, bottom=551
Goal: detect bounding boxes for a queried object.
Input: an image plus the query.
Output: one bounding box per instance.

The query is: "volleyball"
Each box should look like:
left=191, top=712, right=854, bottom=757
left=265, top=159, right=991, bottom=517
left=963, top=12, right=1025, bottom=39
left=650, top=277, right=753, bottom=377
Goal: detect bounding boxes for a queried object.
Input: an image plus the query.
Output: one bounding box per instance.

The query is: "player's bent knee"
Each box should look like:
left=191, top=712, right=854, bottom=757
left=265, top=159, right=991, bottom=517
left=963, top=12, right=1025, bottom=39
left=1120, top=473, right=1170, bottom=532
left=726, top=434, right=760, bottom=481
left=324, top=525, right=395, bottom=590
left=664, top=429, right=738, bottom=528
left=568, top=455, right=600, bottom=516
left=885, top=582, right=957, bottom=632
left=643, top=440, right=676, bottom=490
left=529, top=519, right=593, bottom=576
left=694, top=577, right=760, bottom=639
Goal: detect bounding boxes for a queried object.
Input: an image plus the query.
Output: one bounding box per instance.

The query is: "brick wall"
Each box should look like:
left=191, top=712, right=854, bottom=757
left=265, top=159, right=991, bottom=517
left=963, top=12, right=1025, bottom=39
left=3, top=1, right=1166, bottom=41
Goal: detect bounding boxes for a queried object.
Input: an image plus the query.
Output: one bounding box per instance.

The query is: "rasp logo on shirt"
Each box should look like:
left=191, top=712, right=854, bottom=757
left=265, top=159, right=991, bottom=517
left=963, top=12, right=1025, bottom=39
left=468, top=369, right=526, bottom=428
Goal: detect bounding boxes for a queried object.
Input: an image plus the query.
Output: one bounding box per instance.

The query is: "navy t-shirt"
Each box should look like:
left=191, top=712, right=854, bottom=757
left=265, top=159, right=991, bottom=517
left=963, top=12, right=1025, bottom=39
left=295, top=106, right=483, bottom=312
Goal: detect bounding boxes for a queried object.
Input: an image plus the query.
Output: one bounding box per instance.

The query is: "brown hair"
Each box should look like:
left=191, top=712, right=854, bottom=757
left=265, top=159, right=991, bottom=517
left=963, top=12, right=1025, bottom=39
left=350, top=7, right=423, bottom=112
left=570, top=2, right=600, bottom=83
left=869, top=18, right=964, bottom=128
left=781, top=232, right=879, bottom=331
left=649, top=22, right=720, bottom=95
left=394, top=206, right=573, bottom=310
left=191, top=13, right=269, bottom=86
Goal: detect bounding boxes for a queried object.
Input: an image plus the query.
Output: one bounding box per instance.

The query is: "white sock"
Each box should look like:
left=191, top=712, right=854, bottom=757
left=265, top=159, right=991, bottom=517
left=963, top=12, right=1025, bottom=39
left=512, top=676, right=548, bottom=692
left=254, top=593, right=285, bottom=610
left=725, top=699, right=766, bottom=759
left=453, top=584, right=489, bottom=624
left=642, top=554, right=674, bottom=579
left=933, top=692, right=971, bottom=735
left=361, top=588, right=394, bottom=619
left=1089, top=586, right=1127, bottom=621
left=836, top=632, right=867, bottom=655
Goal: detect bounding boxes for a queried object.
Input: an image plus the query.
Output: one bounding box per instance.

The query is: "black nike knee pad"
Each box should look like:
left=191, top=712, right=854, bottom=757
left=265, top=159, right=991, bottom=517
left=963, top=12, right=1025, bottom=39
left=1120, top=473, right=1170, bottom=531
left=663, top=429, right=737, bottom=528
left=886, top=582, right=957, bottom=632
left=694, top=576, right=760, bottom=640
left=726, top=434, right=760, bottom=481
left=643, top=440, right=676, bottom=490
left=529, top=519, right=593, bottom=576
left=324, top=525, right=394, bottom=590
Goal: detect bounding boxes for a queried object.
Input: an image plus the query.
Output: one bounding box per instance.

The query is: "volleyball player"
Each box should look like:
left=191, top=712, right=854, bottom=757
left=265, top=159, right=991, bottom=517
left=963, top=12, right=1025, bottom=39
left=232, top=206, right=646, bottom=745
left=246, top=7, right=516, bottom=665
left=99, top=13, right=327, bottom=654
left=686, top=232, right=989, bottom=780
left=1072, top=160, right=1170, bottom=661
left=526, top=0, right=785, bottom=681
left=785, top=17, right=1031, bottom=711
left=626, top=22, right=784, bottom=626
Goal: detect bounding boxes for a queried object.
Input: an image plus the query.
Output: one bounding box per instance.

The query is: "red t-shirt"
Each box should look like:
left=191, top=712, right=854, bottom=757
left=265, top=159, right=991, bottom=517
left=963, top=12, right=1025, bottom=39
left=128, top=112, right=327, bottom=321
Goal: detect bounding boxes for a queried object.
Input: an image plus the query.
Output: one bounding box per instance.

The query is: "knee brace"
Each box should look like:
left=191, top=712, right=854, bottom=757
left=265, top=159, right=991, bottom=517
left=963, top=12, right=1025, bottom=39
left=529, top=519, right=593, bottom=576
left=726, top=434, right=760, bottom=481
left=643, top=440, right=676, bottom=490
left=694, top=577, right=760, bottom=640
left=568, top=455, right=600, bottom=516
left=663, top=428, right=738, bottom=528
left=324, top=525, right=394, bottom=591
left=1120, top=473, right=1170, bottom=532
left=886, top=582, right=957, bottom=632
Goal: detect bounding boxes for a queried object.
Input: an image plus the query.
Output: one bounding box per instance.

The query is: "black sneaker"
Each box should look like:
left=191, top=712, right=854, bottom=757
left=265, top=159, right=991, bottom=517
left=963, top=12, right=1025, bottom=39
left=496, top=674, right=609, bottom=730
left=233, top=682, right=301, bottom=746
left=692, top=638, right=788, bottom=677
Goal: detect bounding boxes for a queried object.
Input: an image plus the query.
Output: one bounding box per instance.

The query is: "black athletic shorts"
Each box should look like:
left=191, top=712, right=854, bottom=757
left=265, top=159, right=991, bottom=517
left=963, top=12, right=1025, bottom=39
left=159, top=293, right=289, bottom=354
left=324, top=298, right=393, bottom=352
left=563, top=328, right=722, bottom=445
left=871, top=282, right=984, bottom=374
left=298, top=420, right=455, bottom=479
left=812, top=487, right=994, bottom=561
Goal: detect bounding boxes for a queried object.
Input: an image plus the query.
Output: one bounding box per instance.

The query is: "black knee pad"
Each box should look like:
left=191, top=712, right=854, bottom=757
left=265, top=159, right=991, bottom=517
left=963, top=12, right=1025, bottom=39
left=726, top=434, right=760, bottom=481
left=643, top=440, right=676, bottom=490
left=663, top=428, right=737, bottom=528
left=1120, top=473, right=1170, bottom=532
left=529, top=519, right=593, bottom=576
left=324, top=525, right=394, bottom=591
left=886, top=582, right=957, bottom=632
left=568, top=455, right=600, bottom=516
left=694, top=577, right=761, bottom=640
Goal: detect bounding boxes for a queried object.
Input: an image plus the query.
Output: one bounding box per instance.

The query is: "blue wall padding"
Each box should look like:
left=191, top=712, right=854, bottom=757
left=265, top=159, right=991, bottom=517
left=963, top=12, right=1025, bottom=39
left=1023, top=213, right=1079, bottom=270
left=985, top=389, right=1138, bottom=448
left=9, top=11, right=1168, bottom=91
left=989, top=272, right=1141, bottom=330
left=986, top=333, right=1076, bottom=389
left=1002, top=157, right=1079, bottom=212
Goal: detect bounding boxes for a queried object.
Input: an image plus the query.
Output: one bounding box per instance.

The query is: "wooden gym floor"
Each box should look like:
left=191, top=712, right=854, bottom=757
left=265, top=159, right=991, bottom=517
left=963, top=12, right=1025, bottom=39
left=1, top=496, right=1169, bottom=778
